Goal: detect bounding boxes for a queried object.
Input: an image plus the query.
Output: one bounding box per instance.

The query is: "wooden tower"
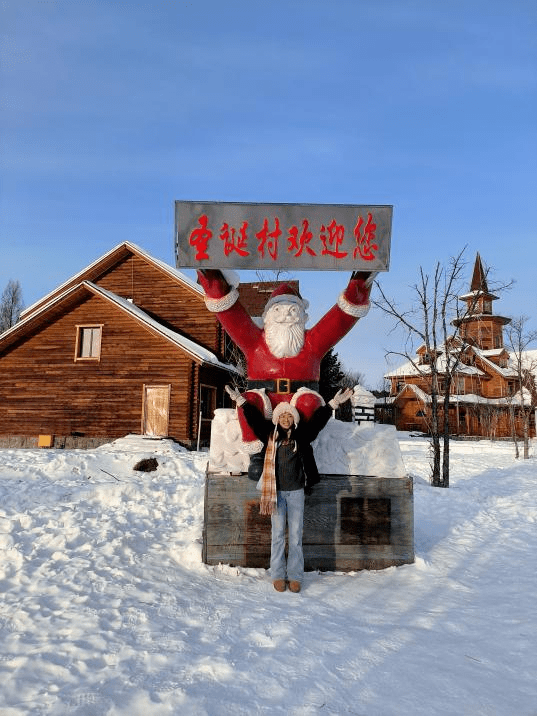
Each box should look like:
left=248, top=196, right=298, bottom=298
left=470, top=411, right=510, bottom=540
left=453, top=253, right=511, bottom=351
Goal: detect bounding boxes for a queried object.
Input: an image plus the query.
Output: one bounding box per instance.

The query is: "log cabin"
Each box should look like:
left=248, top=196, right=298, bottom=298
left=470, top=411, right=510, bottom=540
left=0, top=242, right=242, bottom=449
left=382, top=254, right=536, bottom=439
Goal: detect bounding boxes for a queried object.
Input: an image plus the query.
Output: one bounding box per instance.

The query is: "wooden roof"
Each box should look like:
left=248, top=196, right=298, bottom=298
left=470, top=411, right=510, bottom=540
left=0, top=280, right=236, bottom=371
left=21, top=241, right=203, bottom=320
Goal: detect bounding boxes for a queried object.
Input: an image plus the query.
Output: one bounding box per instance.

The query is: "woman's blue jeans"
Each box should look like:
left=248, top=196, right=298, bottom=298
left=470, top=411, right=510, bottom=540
left=270, top=489, right=305, bottom=583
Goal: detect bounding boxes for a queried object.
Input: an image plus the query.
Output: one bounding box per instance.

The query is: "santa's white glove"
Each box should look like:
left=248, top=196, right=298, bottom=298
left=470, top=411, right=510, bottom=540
left=225, top=384, right=246, bottom=406
left=328, top=388, right=353, bottom=409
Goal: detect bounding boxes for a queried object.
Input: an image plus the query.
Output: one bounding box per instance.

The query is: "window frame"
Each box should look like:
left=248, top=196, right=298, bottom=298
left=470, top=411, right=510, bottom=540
left=74, top=324, right=103, bottom=362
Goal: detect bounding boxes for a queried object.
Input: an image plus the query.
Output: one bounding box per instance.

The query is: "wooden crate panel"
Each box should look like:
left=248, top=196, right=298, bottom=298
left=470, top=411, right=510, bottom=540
left=203, top=473, right=414, bottom=572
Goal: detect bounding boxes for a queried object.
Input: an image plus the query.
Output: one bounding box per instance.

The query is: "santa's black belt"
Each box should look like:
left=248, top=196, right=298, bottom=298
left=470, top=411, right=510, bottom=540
left=246, top=379, right=319, bottom=394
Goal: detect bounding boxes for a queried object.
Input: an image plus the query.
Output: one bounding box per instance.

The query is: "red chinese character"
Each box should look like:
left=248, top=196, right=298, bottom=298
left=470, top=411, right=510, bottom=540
left=287, top=219, right=316, bottom=257
left=219, top=222, right=250, bottom=257
left=353, top=213, right=378, bottom=261
left=256, top=217, right=282, bottom=261
left=189, top=214, right=213, bottom=261
left=320, top=219, right=348, bottom=258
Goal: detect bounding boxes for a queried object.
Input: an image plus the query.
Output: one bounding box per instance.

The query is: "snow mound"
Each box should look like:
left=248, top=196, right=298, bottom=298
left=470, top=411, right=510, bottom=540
left=209, top=408, right=406, bottom=477
left=0, top=436, right=536, bottom=715
left=95, top=433, right=188, bottom=454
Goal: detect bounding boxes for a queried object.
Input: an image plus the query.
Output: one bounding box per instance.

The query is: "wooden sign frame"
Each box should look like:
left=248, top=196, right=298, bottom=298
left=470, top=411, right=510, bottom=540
left=175, top=200, right=392, bottom=271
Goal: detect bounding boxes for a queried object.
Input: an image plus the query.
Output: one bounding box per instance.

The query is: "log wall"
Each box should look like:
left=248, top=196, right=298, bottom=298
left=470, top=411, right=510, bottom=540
left=94, top=254, right=224, bottom=356
left=0, top=293, right=196, bottom=443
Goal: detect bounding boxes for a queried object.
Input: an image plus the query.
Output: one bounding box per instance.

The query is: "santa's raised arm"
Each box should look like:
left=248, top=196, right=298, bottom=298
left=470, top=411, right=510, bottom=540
left=197, top=269, right=372, bottom=452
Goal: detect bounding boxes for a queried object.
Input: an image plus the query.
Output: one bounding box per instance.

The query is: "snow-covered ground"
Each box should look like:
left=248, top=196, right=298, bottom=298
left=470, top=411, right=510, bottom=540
left=0, top=431, right=535, bottom=716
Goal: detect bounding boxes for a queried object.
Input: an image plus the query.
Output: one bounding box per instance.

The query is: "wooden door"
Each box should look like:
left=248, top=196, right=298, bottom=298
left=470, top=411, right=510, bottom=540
left=142, top=385, right=171, bottom=437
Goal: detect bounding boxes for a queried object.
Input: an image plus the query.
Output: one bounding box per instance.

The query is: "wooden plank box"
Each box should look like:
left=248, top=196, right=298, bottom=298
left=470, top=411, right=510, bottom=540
left=203, top=474, right=414, bottom=572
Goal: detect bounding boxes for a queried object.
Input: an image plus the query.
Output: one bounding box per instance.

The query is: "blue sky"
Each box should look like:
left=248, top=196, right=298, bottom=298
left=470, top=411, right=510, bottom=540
left=1, top=0, right=536, bottom=387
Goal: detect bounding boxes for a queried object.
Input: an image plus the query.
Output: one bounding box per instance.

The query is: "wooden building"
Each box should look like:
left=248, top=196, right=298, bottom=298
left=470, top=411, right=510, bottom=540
left=0, top=242, right=240, bottom=448
left=382, top=254, right=536, bottom=439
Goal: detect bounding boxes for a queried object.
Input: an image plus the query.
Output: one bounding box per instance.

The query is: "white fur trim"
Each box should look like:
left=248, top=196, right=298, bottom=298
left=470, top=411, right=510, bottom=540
left=337, top=293, right=370, bottom=318
left=204, top=287, right=239, bottom=313
left=290, top=387, right=326, bottom=407
left=242, top=439, right=264, bottom=454
left=262, top=294, right=309, bottom=318
left=220, top=269, right=240, bottom=288
left=245, top=388, right=273, bottom=419
left=272, top=402, right=300, bottom=426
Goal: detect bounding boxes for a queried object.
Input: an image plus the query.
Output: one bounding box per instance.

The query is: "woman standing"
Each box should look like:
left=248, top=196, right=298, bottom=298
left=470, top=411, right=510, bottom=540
left=226, top=386, right=352, bottom=593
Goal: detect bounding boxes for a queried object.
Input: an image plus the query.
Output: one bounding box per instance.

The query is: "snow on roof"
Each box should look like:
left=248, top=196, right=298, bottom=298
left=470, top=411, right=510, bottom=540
left=384, top=357, right=483, bottom=379
left=474, top=351, right=518, bottom=378
left=87, top=283, right=237, bottom=371
left=352, top=384, right=376, bottom=407
left=1, top=279, right=237, bottom=373
left=449, top=389, right=532, bottom=407
left=458, top=289, right=498, bottom=301
left=385, top=340, right=522, bottom=380
left=388, top=385, right=532, bottom=408
left=403, top=383, right=432, bottom=403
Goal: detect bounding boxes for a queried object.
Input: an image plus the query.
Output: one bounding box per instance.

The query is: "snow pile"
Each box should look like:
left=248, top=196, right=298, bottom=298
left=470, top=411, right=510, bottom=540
left=352, top=383, right=376, bottom=407
left=208, top=408, right=251, bottom=473
left=209, top=408, right=406, bottom=477
left=0, top=434, right=536, bottom=715
left=313, top=420, right=406, bottom=477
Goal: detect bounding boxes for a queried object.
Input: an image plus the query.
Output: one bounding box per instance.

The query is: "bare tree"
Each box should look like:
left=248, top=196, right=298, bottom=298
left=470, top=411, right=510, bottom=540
left=505, top=316, right=537, bottom=459
left=374, top=249, right=507, bottom=487
left=255, top=269, right=293, bottom=283
left=0, top=280, right=24, bottom=333
left=340, top=367, right=366, bottom=390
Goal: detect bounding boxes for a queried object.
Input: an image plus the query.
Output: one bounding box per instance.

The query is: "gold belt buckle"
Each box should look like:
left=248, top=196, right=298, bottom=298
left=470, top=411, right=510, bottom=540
left=276, top=378, right=291, bottom=394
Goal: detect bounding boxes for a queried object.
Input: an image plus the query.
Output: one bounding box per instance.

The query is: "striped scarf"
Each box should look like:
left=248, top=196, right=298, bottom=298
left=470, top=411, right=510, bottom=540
left=259, top=427, right=297, bottom=515
left=259, top=429, right=278, bottom=516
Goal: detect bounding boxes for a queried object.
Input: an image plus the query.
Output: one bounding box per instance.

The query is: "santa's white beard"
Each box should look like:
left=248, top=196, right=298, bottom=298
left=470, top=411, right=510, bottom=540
left=264, top=319, right=305, bottom=358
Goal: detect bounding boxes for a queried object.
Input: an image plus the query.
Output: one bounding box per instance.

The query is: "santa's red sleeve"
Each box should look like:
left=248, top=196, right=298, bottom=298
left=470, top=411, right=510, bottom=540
left=196, top=269, right=261, bottom=353
left=306, top=274, right=371, bottom=357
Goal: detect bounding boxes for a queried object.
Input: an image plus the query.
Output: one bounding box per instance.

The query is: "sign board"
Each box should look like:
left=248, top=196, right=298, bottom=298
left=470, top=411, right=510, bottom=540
left=175, top=201, right=392, bottom=271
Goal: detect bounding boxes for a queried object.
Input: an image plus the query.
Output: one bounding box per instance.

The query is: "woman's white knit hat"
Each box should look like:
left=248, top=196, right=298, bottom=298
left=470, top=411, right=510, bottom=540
left=272, top=402, right=300, bottom=427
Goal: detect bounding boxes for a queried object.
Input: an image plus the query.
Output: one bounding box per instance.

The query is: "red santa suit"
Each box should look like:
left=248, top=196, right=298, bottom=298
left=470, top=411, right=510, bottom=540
left=197, top=270, right=371, bottom=452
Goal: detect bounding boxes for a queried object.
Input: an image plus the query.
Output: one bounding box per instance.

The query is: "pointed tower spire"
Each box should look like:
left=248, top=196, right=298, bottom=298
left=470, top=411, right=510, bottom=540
left=470, top=252, right=489, bottom=294
left=453, top=252, right=511, bottom=350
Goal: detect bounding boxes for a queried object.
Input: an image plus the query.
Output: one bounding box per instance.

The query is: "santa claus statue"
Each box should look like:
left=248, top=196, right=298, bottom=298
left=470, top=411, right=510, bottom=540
left=197, top=269, right=373, bottom=453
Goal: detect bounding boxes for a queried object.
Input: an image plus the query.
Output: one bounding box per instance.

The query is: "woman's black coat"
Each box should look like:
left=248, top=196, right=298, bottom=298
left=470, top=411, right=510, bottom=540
left=242, top=402, right=332, bottom=492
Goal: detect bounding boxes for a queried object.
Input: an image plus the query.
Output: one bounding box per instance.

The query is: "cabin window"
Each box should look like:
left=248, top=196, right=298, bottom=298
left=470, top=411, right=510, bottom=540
left=483, top=300, right=492, bottom=314
left=494, top=335, right=502, bottom=349
left=416, top=410, right=426, bottom=417
left=454, top=378, right=465, bottom=395
left=75, top=325, right=102, bottom=361
left=200, top=385, right=216, bottom=420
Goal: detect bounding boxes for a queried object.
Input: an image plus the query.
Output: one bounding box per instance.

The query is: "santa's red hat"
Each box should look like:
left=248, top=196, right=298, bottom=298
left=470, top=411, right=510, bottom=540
left=262, top=283, right=309, bottom=317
